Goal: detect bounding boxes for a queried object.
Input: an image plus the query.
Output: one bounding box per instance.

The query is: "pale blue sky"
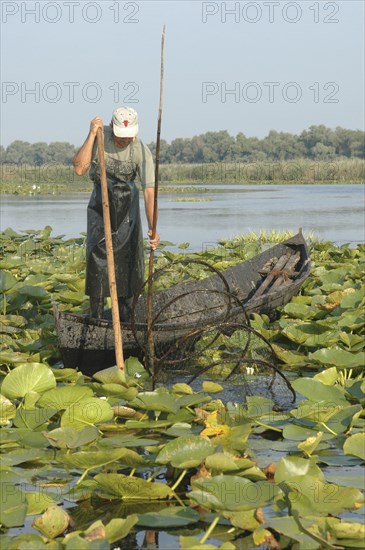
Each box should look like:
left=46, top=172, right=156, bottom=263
left=1, top=0, right=364, bottom=147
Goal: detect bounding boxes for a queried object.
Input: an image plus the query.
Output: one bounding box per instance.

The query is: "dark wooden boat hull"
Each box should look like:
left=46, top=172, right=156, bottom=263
left=54, top=233, right=310, bottom=375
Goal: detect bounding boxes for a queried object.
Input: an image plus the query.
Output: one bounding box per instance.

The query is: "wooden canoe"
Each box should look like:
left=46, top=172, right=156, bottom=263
left=53, top=232, right=310, bottom=375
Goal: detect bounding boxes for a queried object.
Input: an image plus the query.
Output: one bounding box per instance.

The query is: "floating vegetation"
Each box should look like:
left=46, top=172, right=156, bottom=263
left=174, top=197, right=211, bottom=202
left=0, top=228, right=364, bottom=549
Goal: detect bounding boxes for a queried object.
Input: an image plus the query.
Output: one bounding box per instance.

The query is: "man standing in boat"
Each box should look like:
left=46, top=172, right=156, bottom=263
left=73, top=106, right=159, bottom=320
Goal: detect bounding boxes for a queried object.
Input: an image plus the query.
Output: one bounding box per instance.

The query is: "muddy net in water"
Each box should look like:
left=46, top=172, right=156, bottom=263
left=129, top=259, right=296, bottom=408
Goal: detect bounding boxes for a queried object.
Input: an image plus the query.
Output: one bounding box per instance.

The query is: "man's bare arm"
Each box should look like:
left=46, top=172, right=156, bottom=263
left=143, top=187, right=160, bottom=250
left=73, top=117, right=103, bottom=176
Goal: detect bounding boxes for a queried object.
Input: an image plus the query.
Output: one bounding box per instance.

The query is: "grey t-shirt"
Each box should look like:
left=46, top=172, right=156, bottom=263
left=90, top=126, right=155, bottom=189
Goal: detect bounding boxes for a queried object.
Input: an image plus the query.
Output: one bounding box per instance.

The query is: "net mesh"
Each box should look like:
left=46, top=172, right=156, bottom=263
left=129, top=259, right=295, bottom=407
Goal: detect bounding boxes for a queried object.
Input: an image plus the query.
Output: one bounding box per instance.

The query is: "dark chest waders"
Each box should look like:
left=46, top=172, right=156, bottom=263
left=86, top=146, right=144, bottom=318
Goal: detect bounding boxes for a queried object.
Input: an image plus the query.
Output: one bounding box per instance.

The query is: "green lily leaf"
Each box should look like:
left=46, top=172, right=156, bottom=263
left=320, top=267, right=348, bottom=285
left=94, top=473, right=173, bottom=500
left=57, top=290, right=86, bottom=305
left=275, top=456, right=325, bottom=483
left=0, top=394, right=16, bottom=425
left=262, top=516, right=324, bottom=548
left=179, top=536, right=217, bottom=550
left=0, top=482, right=27, bottom=527
left=297, top=432, right=324, bottom=457
left=280, top=475, right=364, bottom=516
left=271, top=344, right=306, bottom=365
left=205, top=452, right=255, bottom=475
left=32, top=505, right=70, bottom=538
left=156, top=435, right=215, bottom=468
left=13, top=406, right=57, bottom=430
left=104, top=516, right=139, bottom=543
left=1, top=363, right=56, bottom=399
left=0, top=271, right=18, bottom=293
left=61, top=397, right=114, bottom=431
left=343, top=433, right=365, bottom=460
left=172, top=383, right=194, bottom=395
left=92, top=365, right=127, bottom=385
left=0, top=534, right=49, bottom=549
left=38, top=386, right=94, bottom=410
left=44, top=426, right=99, bottom=449
left=131, top=389, right=181, bottom=414
left=202, top=381, right=223, bottom=393
left=329, top=520, right=365, bottom=541
left=341, top=289, right=365, bottom=309
left=26, top=491, right=60, bottom=515
left=292, top=378, right=348, bottom=405
left=337, top=313, right=365, bottom=331
left=98, top=434, right=159, bottom=448
left=291, top=401, right=344, bottom=423
left=308, top=348, right=365, bottom=368
left=62, top=447, right=145, bottom=472
left=0, top=448, right=47, bottom=466
left=18, top=285, right=49, bottom=299
left=190, top=475, right=279, bottom=511
left=313, top=366, right=338, bottom=385
left=282, top=303, right=318, bottom=320
left=223, top=509, right=260, bottom=531
left=137, top=507, right=199, bottom=528
left=96, top=383, right=138, bottom=400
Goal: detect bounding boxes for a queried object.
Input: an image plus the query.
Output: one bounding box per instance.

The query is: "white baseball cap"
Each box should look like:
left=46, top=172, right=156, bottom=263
left=112, top=106, right=139, bottom=137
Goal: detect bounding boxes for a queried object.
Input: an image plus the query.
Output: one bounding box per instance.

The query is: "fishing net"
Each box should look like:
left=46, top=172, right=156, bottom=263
left=129, top=259, right=295, bottom=407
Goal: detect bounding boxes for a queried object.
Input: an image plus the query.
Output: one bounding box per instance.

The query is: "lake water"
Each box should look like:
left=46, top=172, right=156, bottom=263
left=1, top=184, right=364, bottom=250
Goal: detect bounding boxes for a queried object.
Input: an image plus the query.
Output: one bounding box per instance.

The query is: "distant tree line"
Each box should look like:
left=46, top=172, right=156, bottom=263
left=1, top=125, right=364, bottom=166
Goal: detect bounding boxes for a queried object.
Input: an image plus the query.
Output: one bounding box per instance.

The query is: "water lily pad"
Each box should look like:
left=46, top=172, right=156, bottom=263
left=26, top=491, right=60, bottom=515
left=98, top=434, right=159, bottom=448
left=156, top=435, right=215, bottom=468
left=275, top=456, right=325, bottom=483
left=44, top=426, right=99, bottom=449
left=179, top=536, right=217, bottom=550
left=137, top=506, right=199, bottom=528
left=0, top=394, right=16, bottom=425
left=271, top=344, right=305, bottom=365
left=104, top=516, right=138, bottom=543
left=262, top=516, right=323, bottom=547
left=62, top=448, right=145, bottom=472
left=292, top=377, right=348, bottom=405
left=131, top=390, right=180, bottom=414
left=329, top=520, right=365, bottom=541
left=0, top=448, right=47, bottom=466
left=0, top=271, right=17, bottom=293
left=13, top=406, right=57, bottom=430
left=308, top=348, right=365, bottom=369
left=190, top=475, right=279, bottom=511
left=0, top=482, right=27, bottom=527
left=92, top=365, right=126, bottom=385
left=61, top=397, right=114, bottom=431
left=282, top=303, right=317, bottom=320
left=297, top=432, right=324, bottom=456
left=313, top=366, right=338, bottom=385
left=202, top=381, right=223, bottom=393
left=344, top=433, right=365, bottom=460
left=32, top=505, right=70, bottom=538
left=1, top=363, right=56, bottom=399
left=0, top=534, right=50, bottom=550
left=280, top=475, right=364, bottom=517
left=38, top=386, right=94, bottom=410
left=172, top=383, right=194, bottom=395
left=94, top=473, right=173, bottom=500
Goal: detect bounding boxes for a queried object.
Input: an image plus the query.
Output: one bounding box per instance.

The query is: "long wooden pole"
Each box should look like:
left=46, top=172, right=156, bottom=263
left=147, top=25, right=165, bottom=378
left=97, top=128, right=125, bottom=371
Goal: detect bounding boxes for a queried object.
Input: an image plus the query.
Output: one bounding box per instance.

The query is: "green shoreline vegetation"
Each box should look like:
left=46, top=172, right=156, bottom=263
left=0, top=228, right=364, bottom=548
left=1, top=125, right=364, bottom=194
left=1, top=158, right=364, bottom=195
